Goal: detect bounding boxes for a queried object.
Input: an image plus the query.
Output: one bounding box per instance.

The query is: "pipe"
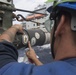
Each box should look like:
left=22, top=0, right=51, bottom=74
left=14, top=28, right=50, bottom=49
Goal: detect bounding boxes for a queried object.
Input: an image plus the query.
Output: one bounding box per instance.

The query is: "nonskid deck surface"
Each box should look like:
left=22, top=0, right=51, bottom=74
left=18, top=45, right=53, bottom=64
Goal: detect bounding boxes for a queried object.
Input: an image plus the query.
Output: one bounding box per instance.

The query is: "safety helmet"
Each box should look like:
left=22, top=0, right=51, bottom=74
left=45, top=0, right=76, bottom=58
left=56, top=0, right=76, bottom=9
left=47, top=0, right=76, bottom=12
left=46, top=0, right=76, bottom=32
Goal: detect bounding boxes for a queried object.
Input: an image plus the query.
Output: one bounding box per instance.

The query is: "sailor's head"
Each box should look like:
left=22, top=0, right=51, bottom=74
left=46, top=0, right=76, bottom=60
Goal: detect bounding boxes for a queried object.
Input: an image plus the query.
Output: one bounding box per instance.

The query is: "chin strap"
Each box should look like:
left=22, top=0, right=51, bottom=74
left=51, top=18, right=58, bottom=59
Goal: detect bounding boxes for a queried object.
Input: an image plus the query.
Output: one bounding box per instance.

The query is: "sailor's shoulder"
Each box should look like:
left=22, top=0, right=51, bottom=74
left=0, top=62, right=34, bottom=75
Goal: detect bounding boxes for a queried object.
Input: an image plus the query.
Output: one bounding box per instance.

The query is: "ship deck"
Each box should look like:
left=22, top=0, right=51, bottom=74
left=18, top=46, right=53, bottom=64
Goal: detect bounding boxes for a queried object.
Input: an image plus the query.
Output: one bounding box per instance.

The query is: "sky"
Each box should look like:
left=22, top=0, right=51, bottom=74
left=13, top=0, right=47, bottom=24
left=13, top=0, right=47, bottom=16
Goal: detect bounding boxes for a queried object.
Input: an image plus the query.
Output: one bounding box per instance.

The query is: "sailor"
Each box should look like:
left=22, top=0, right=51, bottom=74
left=0, top=0, right=76, bottom=75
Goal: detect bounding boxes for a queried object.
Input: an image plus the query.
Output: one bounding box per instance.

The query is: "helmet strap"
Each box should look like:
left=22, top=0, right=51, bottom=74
left=51, top=18, right=58, bottom=58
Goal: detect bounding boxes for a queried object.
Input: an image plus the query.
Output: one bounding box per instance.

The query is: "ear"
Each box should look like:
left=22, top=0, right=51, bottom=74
left=55, top=15, right=66, bottom=37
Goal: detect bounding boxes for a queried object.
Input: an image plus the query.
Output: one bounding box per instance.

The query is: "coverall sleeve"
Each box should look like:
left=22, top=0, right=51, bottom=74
left=0, top=40, right=18, bottom=68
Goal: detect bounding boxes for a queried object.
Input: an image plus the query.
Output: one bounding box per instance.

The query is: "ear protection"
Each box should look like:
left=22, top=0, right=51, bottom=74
left=71, top=14, right=76, bottom=31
